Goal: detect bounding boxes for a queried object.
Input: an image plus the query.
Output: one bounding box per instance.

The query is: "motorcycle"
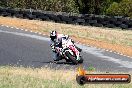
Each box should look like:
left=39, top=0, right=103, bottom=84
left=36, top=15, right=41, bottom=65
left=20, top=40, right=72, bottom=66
left=54, top=38, right=83, bottom=64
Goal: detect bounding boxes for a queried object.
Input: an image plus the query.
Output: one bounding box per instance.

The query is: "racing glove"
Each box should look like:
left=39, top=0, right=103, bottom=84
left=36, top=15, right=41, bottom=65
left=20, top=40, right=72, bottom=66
left=50, top=44, right=56, bottom=52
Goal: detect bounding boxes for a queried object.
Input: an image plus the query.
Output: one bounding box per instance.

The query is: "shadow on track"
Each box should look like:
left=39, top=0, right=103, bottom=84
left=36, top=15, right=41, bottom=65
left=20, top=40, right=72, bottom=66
left=32, top=60, right=76, bottom=65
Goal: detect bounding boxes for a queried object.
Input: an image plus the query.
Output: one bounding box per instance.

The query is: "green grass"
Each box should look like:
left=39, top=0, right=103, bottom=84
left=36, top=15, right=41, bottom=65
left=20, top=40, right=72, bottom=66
left=0, top=66, right=131, bottom=88
left=0, top=75, right=72, bottom=88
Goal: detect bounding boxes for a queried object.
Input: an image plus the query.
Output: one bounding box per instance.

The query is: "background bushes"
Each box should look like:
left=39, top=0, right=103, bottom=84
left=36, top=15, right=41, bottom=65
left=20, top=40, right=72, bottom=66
left=0, top=0, right=132, bottom=18
left=106, top=0, right=132, bottom=18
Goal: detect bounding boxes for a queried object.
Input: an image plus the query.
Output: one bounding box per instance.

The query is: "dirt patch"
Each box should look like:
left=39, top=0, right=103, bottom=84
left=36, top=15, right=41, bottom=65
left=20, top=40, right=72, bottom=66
left=0, top=16, right=132, bottom=57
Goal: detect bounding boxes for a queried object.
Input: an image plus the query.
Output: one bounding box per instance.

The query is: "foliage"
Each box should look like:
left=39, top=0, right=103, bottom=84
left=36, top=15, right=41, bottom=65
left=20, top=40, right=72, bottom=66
left=0, top=0, right=79, bottom=13
left=106, top=0, right=132, bottom=17
left=106, top=2, right=120, bottom=16
left=0, top=0, right=131, bottom=17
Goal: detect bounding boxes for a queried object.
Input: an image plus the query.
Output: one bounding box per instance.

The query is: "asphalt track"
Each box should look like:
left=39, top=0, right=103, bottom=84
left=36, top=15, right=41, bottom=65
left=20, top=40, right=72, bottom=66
left=0, top=25, right=132, bottom=72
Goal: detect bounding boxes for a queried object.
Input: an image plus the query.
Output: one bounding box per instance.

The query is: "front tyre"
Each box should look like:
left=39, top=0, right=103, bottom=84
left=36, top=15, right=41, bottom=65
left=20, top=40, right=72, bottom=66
left=65, top=51, right=78, bottom=65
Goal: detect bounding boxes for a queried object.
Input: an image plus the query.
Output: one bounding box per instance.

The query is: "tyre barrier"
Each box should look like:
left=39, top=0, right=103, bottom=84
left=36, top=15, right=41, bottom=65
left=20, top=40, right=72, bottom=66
left=69, top=16, right=78, bottom=21
left=1, top=12, right=11, bottom=17
left=105, top=24, right=116, bottom=28
left=92, top=23, right=103, bottom=27
left=39, top=15, right=50, bottom=21
left=114, top=21, right=122, bottom=27
left=75, top=18, right=85, bottom=25
left=101, top=21, right=110, bottom=26
left=47, top=14, right=61, bottom=22
left=15, top=14, right=23, bottom=18
left=88, top=20, right=97, bottom=26
left=119, top=24, right=128, bottom=29
left=0, top=7, right=132, bottom=29
left=128, top=20, right=132, bottom=28
left=27, top=14, right=36, bottom=20
left=60, top=16, right=73, bottom=24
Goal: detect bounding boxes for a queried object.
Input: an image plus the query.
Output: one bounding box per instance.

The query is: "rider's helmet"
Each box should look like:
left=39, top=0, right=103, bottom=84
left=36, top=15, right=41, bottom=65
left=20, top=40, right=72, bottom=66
left=50, top=30, right=57, bottom=41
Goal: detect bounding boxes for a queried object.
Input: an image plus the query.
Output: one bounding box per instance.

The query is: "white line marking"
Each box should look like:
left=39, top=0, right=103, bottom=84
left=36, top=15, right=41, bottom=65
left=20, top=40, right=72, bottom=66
left=0, top=30, right=50, bottom=41
left=109, top=50, right=113, bottom=52
left=120, top=53, right=123, bottom=56
left=16, top=28, right=19, bottom=29
left=38, top=33, right=42, bottom=35
left=123, top=55, right=126, bottom=57
left=105, top=50, right=109, bottom=51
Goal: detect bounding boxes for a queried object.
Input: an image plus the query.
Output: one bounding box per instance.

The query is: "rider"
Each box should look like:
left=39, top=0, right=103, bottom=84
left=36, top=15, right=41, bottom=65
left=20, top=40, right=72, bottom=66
left=50, top=30, right=82, bottom=61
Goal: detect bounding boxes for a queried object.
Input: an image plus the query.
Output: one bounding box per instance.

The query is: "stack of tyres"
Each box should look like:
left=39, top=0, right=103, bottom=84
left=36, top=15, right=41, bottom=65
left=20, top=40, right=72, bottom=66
left=27, top=14, right=36, bottom=20
left=85, top=14, right=101, bottom=26
left=57, top=15, right=65, bottom=23
left=88, top=20, right=97, bottom=26
left=119, top=18, right=129, bottom=29
left=9, top=8, right=21, bottom=18
left=69, top=16, right=78, bottom=24
left=83, top=16, right=92, bottom=26
left=59, top=15, right=73, bottom=24
left=20, top=10, right=35, bottom=20
left=0, top=7, right=131, bottom=30
left=0, top=7, right=3, bottom=15
left=0, top=8, right=9, bottom=17
left=92, top=15, right=104, bottom=27
left=128, top=20, right=132, bottom=29
left=33, top=11, right=50, bottom=21
left=4, top=8, right=13, bottom=17
left=47, top=14, right=61, bottom=22
left=75, top=18, right=85, bottom=25
left=40, top=15, right=50, bottom=21
left=119, top=24, right=128, bottom=29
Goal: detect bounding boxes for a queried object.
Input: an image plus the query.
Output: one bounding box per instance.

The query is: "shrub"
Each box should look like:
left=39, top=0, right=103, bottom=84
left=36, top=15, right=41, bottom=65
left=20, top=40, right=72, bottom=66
left=106, top=0, right=132, bottom=17
left=106, top=2, right=120, bottom=16
left=2, top=0, right=79, bottom=13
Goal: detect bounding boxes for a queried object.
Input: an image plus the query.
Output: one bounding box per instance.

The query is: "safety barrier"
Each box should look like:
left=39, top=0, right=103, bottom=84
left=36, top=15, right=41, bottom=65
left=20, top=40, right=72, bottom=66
left=0, top=7, right=131, bottom=29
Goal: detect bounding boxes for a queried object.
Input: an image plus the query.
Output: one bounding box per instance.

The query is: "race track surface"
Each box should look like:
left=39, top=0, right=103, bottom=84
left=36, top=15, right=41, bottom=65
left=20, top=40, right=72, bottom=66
left=0, top=25, right=132, bottom=72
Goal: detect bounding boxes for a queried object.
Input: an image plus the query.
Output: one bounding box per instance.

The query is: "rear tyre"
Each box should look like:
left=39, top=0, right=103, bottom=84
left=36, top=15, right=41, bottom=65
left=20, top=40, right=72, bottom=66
left=65, top=59, right=71, bottom=62
left=65, top=51, right=78, bottom=65
left=78, top=56, right=83, bottom=64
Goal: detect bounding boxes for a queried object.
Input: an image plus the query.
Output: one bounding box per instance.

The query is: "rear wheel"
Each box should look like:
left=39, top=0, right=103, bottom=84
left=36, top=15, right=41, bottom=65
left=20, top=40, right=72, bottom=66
left=65, top=51, right=78, bottom=65
left=65, top=59, right=71, bottom=62
left=78, top=56, right=83, bottom=64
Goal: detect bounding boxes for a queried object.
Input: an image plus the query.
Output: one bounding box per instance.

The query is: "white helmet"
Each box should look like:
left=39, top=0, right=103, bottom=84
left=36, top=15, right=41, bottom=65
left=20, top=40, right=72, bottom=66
left=50, top=30, right=57, bottom=41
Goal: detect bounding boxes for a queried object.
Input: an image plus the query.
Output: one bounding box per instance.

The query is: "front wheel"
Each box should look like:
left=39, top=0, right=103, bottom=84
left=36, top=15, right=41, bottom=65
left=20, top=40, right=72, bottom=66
left=65, top=51, right=78, bottom=65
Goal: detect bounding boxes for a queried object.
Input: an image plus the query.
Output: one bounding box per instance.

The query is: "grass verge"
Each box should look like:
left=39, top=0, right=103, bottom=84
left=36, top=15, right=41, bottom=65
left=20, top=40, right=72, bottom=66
left=0, top=66, right=131, bottom=88
left=0, top=16, right=132, bottom=56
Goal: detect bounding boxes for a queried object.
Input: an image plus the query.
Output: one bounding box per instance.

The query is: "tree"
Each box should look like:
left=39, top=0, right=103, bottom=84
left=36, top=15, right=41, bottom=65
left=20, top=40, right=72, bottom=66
left=0, top=0, right=8, bottom=7
left=106, top=2, right=119, bottom=16
left=106, top=0, right=132, bottom=17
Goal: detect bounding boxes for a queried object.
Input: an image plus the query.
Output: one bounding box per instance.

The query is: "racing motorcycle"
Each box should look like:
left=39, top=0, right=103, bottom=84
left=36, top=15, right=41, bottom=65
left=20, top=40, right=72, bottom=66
left=54, top=38, right=83, bottom=65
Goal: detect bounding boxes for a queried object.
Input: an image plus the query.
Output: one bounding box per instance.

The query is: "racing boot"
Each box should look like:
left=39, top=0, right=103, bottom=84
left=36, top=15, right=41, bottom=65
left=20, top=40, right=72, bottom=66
left=54, top=53, right=62, bottom=61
